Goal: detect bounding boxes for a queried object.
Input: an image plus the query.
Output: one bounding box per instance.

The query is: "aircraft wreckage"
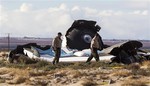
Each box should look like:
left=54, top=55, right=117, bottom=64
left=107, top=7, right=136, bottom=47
left=65, top=20, right=104, bottom=50
left=8, top=20, right=150, bottom=64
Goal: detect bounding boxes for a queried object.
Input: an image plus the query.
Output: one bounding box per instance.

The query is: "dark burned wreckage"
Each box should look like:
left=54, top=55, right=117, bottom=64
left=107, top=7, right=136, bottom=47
left=65, top=20, right=104, bottom=50
left=108, top=40, right=148, bottom=64
left=8, top=20, right=150, bottom=64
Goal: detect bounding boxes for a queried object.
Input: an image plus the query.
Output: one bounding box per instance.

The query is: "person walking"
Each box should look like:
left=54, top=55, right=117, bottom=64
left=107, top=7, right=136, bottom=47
left=52, top=32, right=62, bottom=65
left=86, top=33, right=103, bottom=63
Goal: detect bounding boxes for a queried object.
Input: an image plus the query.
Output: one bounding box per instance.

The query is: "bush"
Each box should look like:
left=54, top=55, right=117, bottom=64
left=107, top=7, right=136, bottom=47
left=122, top=79, right=148, bottom=86
left=81, top=79, right=97, bottom=86
left=36, top=60, right=50, bottom=68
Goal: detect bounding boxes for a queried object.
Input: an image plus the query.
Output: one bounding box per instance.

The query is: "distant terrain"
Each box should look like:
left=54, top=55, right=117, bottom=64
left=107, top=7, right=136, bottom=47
left=0, top=37, right=52, bottom=50
left=0, top=37, right=150, bottom=50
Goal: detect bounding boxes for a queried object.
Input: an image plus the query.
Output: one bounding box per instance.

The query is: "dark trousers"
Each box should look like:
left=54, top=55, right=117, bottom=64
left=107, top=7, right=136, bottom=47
left=53, top=48, right=61, bottom=64
left=86, top=48, right=99, bottom=62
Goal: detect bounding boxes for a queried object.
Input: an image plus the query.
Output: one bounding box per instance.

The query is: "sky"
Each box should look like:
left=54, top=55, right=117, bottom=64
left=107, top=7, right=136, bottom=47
left=0, top=0, right=150, bottom=40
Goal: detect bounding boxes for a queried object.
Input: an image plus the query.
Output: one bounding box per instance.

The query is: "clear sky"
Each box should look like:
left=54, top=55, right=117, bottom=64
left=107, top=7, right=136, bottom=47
left=0, top=0, right=150, bottom=40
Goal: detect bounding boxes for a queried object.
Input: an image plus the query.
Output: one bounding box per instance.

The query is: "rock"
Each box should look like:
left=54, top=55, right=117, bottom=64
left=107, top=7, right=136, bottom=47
left=54, top=74, right=64, bottom=78
left=0, top=74, right=13, bottom=80
left=54, top=77, right=62, bottom=83
left=29, top=77, right=36, bottom=81
left=109, top=79, right=116, bottom=84
left=7, top=76, right=26, bottom=84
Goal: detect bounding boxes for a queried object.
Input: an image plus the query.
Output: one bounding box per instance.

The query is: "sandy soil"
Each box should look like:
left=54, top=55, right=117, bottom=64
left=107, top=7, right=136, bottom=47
left=0, top=51, right=150, bottom=86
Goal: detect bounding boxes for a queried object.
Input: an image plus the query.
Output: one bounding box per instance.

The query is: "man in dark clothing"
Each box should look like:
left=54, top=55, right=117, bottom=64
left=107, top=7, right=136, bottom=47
left=86, top=33, right=103, bottom=63
left=52, top=32, right=62, bottom=65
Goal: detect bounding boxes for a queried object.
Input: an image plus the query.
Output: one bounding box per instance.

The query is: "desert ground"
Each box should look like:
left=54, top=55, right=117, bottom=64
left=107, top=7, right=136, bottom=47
left=0, top=50, right=150, bottom=86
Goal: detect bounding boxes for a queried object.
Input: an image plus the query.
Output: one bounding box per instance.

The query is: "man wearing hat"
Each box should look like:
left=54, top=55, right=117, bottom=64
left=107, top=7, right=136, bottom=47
left=86, top=33, right=103, bottom=63
left=52, top=32, right=62, bottom=65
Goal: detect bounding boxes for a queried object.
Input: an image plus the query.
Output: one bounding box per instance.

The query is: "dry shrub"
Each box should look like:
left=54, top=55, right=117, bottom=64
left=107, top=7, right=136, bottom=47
left=0, top=52, right=8, bottom=57
left=142, top=61, right=150, bottom=66
left=127, top=63, right=141, bottom=70
left=81, top=79, right=97, bottom=86
left=112, top=69, right=131, bottom=77
left=56, top=69, right=69, bottom=75
left=69, top=62, right=86, bottom=69
left=29, top=69, right=48, bottom=77
left=71, top=70, right=82, bottom=78
left=0, top=77, right=5, bottom=83
left=17, top=55, right=35, bottom=64
left=8, top=68, right=29, bottom=77
left=34, top=80, right=48, bottom=86
left=141, top=61, right=150, bottom=69
left=27, top=78, right=48, bottom=86
left=125, top=62, right=150, bottom=76
left=126, top=63, right=142, bottom=75
left=36, top=60, right=49, bottom=67
left=53, top=69, right=68, bottom=78
left=0, top=67, right=10, bottom=75
left=47, top=70, right=55, bottom=75
left=122, top=79, right=148, bottom=86
left=100, top=75, right=110, bottom=80
left=3, top=68, right=29, bottom=84
left=7, top=76, right=26, bottom=84
left=134, top=69, right=150, bottom=76
left=0, top=67, right=29, bottom=78
left=69, top=70, right=87, bottom=78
